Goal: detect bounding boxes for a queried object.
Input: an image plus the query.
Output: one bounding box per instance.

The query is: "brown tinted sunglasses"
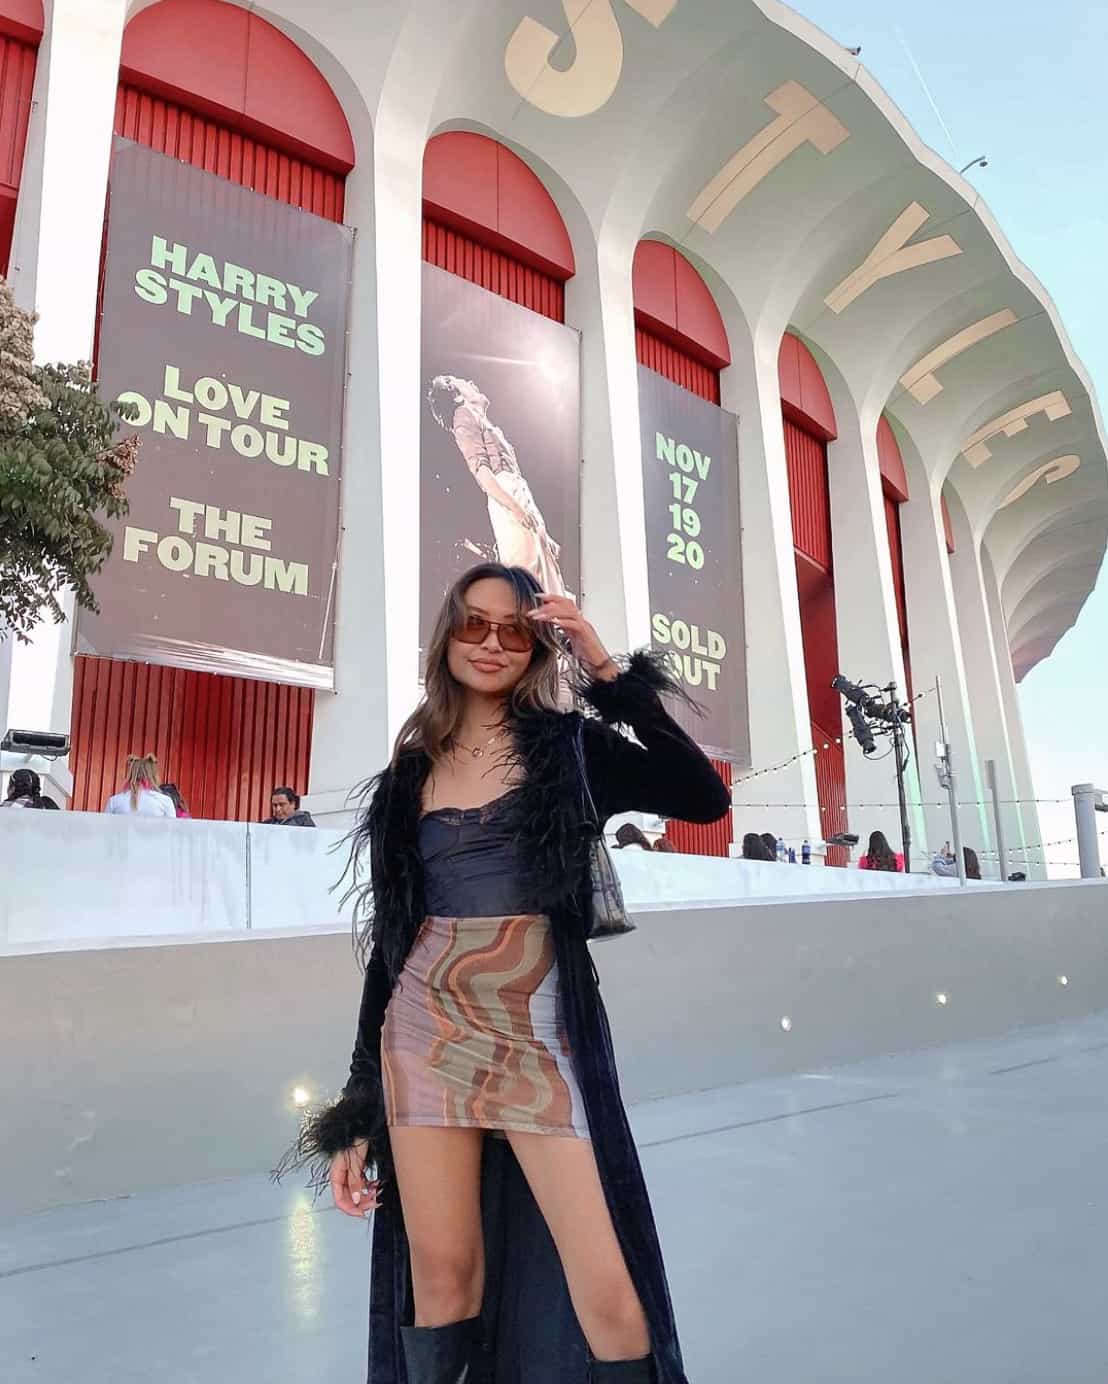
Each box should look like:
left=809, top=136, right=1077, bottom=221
left=453, top=612, right=535, bottom=653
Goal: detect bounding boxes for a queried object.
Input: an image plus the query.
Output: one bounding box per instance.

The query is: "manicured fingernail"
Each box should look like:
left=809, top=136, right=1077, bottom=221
left=352, top=1191, right=361, bottom=1204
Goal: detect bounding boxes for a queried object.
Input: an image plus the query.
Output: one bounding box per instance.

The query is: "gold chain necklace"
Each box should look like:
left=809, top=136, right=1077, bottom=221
left=453, top=728, right=506, bottom=760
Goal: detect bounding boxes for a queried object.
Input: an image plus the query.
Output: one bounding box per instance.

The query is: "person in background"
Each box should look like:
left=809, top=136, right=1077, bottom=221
left=613, top=822, right=652, bottom=850
left=742, top=832, right=775, bottom=861
left=159, top=783, right=191, bottom=819
left=1, top=768, right=40, bottom=809
left=105, top=755, right=176, bottom=818
left=931, top=841, right=957, bottom=877
left=760, top=831, right=778, bottom=860
left=858, top=830, right=904, bottom=872
left=31, top=795, right=59, bottom=809
left=264, top=786, right=316, bottom=827
left=931, top=844, right=982, bottom=879
left=652, top=836, right=676, bottom=853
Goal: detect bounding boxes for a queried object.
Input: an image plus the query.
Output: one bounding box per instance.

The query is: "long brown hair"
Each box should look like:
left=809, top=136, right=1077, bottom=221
left=864, top=830, right=899, bottom=872
left=393, top=563, right=562, bottom=764
left=124, top=753, right=159, bottom=809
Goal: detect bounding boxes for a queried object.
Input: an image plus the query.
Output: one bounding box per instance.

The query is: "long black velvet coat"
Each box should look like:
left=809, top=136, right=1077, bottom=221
left=303, top=653, right=730, bottom=1384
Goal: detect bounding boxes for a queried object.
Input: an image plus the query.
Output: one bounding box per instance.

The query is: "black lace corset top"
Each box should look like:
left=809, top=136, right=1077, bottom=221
left=418, top=788, right=542, bottom=918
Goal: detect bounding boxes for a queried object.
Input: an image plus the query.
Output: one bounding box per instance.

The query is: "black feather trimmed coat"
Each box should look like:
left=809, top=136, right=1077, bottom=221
left=295, top=653, right=730, bottom=1383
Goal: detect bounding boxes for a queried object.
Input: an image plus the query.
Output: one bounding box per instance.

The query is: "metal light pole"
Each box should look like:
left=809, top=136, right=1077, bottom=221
left=887, top=683, right=911, bottom=874
left=985, top=759, right=1007, bottom=882
left=935, top=675, right=966, bottom=885
left=1071, top=784, right=1107, bottom=879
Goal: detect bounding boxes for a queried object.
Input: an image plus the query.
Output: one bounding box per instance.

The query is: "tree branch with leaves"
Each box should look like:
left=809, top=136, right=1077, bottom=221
left=0, top=279, right=139, bottom=641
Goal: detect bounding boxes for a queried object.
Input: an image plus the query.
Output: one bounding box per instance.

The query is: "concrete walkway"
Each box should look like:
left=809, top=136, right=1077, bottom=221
left=4, top=1012, right=1108, bottom=1383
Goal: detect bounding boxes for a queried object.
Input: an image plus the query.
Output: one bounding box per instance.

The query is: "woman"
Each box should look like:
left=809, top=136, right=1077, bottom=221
left=428, top=376, right=568, bottom=596
left=1, top=768, right=40, bottom=809
left=858, top=830, right=904, bottom=873
left=613, top=822, right=652, bottom=850
left=283, top=563, right=729, bottom=1384
left=104, top=755, right=175, bottom=818
left=741, top=832, right=774, bottom=862
left=159, top=783, right=190, bottom=818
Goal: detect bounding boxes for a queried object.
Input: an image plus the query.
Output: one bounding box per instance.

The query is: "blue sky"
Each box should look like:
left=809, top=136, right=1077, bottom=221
left=795, top=0, right=1108, bottom=876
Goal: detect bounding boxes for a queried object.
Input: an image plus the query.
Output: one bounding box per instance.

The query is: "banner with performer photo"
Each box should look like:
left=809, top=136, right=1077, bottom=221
left=638, top=366, right=750, bottom=765
left=76, top=139, right=353, bottom=689
left=420, top=264, right=581, bottom=658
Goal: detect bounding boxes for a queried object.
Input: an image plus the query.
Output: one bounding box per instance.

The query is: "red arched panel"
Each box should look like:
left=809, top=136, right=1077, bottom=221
left=423, top=131, right=574, bottom=281
left=779, top=333, right=837, bottom=441
left=877, top=414, right=909, bottom=502
left=942, top=492, right=956, bottom=554
left=71, top=19, right=352, bottom=819
left=121, top=0, right=354, bottom=174
left=632, top=239, right=730, bottom=370
left=0, top=0, right=41, bottom=43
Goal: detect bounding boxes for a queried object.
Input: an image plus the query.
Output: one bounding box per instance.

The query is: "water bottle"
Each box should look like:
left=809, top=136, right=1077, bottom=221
left=776, top=836, right=786, bottom=863
left=801, top=839, right=811, bottom=865
left=788, top=846, right=797, bottom=864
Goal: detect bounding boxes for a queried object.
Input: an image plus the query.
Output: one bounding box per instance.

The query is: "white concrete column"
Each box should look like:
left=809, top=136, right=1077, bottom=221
left=945, top=505, right=1033, bottom=878
left=305, top=156, right=391, bottom=826
left=982, top=549, right=1044, bottom=878
left=724, top=327, right=819, bottom=854
left=2, top=0, right=127, bottom=751
left=563, top=228, right=647, bottom=656
left=899, top=484, right=991, bottom=871
left=827, top=407, right=927, bottom=865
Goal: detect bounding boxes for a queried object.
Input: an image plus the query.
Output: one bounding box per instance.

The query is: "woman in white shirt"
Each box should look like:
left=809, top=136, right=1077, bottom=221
left=105, top=754, right=176, bottom=818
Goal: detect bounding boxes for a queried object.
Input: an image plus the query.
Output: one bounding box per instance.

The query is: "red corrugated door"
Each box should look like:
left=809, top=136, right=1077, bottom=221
left=70, top=658, right=314, bottom=821
left=422, top=219, right=565, bottom=323
left=0, top=32, right=37, bottom=273
left=113, top=86, right=345, bottom=219
left=69, top=86, right=347, bottom=817
left=783, top=415, right=847, bottom=862
left=635, top=327, right=721, bottom=405
left=883, top=491, right=914, bottom=707
left=784, top=419, right=832, bottom=571
left=635, top=327, right=732, bottom=856
left=812, top=722, right=848, bottom=867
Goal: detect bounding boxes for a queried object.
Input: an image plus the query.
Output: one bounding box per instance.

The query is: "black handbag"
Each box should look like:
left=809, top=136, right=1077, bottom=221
left=575, top=719, right=637, bottom=943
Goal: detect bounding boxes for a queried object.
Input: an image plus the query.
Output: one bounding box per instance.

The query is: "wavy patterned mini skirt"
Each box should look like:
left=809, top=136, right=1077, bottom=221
left=381, top=914, right=588, bottom=1139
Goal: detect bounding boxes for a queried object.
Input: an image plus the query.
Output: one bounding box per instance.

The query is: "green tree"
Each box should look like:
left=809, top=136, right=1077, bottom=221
left=0, top=279, right=139, bottom=641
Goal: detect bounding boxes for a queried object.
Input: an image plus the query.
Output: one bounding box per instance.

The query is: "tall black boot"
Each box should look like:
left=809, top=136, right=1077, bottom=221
left=400, top=1316, right=480, bottom=1383
left=589, top=1355, right=655, bottom=1382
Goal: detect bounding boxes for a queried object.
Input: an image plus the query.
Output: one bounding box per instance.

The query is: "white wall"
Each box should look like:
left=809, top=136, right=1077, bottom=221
left=2, top=868, right=1103, bottom=1217
left=0, top=812, right=969, bottom=951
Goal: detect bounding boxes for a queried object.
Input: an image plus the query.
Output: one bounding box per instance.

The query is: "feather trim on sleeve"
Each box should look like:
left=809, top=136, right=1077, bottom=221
left=271, top=1078, right=387, bottom=1197
left=579, top=648, right=703, bottom=726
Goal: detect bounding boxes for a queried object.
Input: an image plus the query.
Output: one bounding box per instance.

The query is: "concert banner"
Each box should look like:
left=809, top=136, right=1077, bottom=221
left=420, top=263, right=581, bottom=657
left=638, top=365, right=750, bottom=765
left=76, top=139, right=353, bottom=689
